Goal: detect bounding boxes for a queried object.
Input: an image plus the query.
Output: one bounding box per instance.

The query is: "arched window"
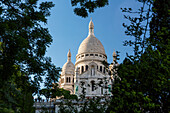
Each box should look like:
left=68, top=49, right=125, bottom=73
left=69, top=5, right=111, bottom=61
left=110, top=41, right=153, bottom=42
left=69, top=77, right=71, bottom=83
left=100, top=66, right=102, bottom=72
left=91, top=65, right=95, bottom=76
left=78, top=67, right=80, bottom=74
left=66, top=77, right=68, bottom=83
left=101, top=87, right=103, bottom=94
left=86, top=65, right=88, bottom=71
left=103, top=67, right=105, bottom=73
left=91, top=81, right=95, bottom=91
left=81, top=55, right=84, bottom=57
left=81, top=66, right=84, bottom=73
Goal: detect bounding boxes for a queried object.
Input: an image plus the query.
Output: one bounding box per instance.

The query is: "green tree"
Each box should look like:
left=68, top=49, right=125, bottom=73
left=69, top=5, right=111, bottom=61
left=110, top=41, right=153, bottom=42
left=61, top=0, right=169, bottom=112
left=0, top=66, right=36, bottom=113
left=62, top=0, right=169, bottom=112
left=0, top=0, right=60, bottom=112
left=107, top=0, right=169, bottom=112
left=71, top=0, right=109, bottom=17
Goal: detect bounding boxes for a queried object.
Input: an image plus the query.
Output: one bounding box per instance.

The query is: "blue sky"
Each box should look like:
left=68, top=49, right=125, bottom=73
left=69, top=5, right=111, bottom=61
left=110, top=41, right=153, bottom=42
left=44, top=0, right=142, bottom=68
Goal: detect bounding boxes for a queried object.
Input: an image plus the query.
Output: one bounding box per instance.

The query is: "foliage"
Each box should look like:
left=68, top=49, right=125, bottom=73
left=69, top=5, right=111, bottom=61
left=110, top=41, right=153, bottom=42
left=0, top=0, right=60, bottom=112
left=47, top=0, right=169, bottom=112
left=58, top=97, right=109, bottom=113
left=71, top=0, right=109, bottom=17
left=0, top=0, right=169, bottom=112
left=70, top=0, right=169, bottom=112
left=40, top=87, right=78, bottom=101
left=0, top=66, right=36, bottom=113
left=107, top=0, right=170, bottom=112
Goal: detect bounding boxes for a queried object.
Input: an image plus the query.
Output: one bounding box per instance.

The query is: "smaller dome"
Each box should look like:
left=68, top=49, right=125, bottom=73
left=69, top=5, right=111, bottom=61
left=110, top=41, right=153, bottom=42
left=61, top=50, right=75, bottom=74
left=62, top=61, right=74, bottom=73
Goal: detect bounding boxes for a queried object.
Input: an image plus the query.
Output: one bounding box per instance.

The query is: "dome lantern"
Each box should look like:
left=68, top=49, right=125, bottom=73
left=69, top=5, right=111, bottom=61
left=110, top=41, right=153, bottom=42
left=67, top=49, right=71, bottom=62
left=88, top=18, right=94, bottom=36
left=77, top=19, right=106, bottom=56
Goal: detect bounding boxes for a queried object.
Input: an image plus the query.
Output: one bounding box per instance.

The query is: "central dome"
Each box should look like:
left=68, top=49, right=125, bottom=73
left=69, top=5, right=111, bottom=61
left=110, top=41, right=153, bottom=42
left=77, top=35, right=105, bottom=55
left=77, top=20, right=106, bottom=55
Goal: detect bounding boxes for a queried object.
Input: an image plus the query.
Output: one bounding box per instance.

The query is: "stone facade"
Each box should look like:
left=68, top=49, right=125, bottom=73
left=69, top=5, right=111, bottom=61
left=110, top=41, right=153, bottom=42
left=59, top=49, right=75, bottom=94
left=59, top=19, right=116, bottom=97
left=34, top=19, right=118, bottom=113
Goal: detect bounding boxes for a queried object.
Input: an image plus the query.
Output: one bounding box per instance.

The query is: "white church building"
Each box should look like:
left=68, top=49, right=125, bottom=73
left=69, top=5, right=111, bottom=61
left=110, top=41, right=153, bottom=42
left=34, top=19, right=118, bottom=113
left=59, top=19, right=117, bottom=97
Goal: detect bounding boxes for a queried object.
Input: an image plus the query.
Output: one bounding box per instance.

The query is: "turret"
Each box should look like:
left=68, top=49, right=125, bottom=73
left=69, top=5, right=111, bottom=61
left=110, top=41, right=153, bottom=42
left=88, top=18, right=94, bottom=36
left=67, top=49, right=71, bottom=62
left=112, top=49, right=117, bottom=63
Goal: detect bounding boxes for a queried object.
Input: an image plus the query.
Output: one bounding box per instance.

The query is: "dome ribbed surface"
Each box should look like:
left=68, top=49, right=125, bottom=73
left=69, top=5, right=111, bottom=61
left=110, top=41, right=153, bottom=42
left=77, top=34, right=105, bottom=55
left=62, top=61, right=74, bottom=73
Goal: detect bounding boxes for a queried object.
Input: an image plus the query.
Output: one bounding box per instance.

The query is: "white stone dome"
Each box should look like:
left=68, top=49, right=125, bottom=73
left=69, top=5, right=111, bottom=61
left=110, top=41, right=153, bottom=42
left=77, top=19, right=106, bottom=55
left=62, top=61, right=74, bottom=73
left=61, top=50, right=75, bottom=74
left=78, top=35, right=105, bottom=55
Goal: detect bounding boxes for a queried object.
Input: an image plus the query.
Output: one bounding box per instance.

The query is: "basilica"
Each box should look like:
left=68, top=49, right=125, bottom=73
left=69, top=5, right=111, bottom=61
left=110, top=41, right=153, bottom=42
left=34, top=19, right=117, bottom=113
left=59, top=19, right=117, bottom=97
